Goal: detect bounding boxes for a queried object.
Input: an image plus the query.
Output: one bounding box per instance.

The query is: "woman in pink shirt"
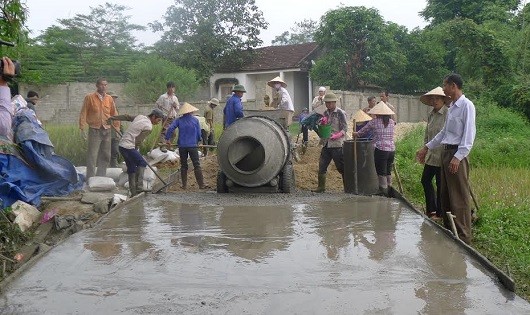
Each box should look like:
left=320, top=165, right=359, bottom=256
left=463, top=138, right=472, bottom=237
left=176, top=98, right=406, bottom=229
left=353, top=101, right=395, bottom=196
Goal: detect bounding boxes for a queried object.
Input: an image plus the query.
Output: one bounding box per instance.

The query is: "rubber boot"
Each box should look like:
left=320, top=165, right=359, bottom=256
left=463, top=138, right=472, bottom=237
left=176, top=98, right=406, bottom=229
left=312, top=173, right=326, bottom=193
left=136, top=166, right=146, bottom=193
left=378, top=175, right=388, bottom=196
left=128, top=173, right=137, bottom=197
left=386, top=175, right=393, bottom=197
left=194, top=168, right=208, bottom=189
left=180, top=168, right=188, bottom=190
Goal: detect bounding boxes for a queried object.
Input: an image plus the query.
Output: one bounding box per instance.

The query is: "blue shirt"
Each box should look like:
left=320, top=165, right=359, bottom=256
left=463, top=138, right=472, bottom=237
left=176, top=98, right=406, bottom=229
left=223, top=94, right=244, bottom=128
left=165, top=114, right=201, bottom=148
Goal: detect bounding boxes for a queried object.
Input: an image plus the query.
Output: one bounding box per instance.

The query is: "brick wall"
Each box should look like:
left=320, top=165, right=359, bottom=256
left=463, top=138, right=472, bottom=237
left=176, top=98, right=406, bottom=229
left=19, top=83, right=428, bottom=125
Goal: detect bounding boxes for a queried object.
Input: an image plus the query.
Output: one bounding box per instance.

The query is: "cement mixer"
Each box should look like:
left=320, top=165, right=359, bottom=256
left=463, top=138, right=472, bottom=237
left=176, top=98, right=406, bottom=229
left=216, top=113, right=295, bottom=193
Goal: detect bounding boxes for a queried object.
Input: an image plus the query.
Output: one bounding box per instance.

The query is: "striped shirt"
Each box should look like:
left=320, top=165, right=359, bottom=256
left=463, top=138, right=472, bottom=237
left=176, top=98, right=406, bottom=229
left=357, top=117, right=395, bottom=151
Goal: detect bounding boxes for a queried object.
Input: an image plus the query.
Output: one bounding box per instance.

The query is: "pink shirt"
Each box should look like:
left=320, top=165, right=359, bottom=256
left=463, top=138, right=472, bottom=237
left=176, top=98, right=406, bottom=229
left=357, top=117, right=395, bottom=151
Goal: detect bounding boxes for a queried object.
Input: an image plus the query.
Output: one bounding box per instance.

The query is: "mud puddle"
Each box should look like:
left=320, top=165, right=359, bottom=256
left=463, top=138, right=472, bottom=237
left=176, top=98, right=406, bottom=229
left=1, top=193, right=528, bottom=314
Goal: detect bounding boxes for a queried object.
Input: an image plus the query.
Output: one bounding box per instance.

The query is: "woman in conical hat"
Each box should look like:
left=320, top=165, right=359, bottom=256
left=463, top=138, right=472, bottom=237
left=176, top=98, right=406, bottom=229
left=353, top=101, right=396, bottom=196
left=352, top=108, right=372, bottom=127
left=165, top=102, right=208, bottom=190
left=418, top=87, right=449, bottom=219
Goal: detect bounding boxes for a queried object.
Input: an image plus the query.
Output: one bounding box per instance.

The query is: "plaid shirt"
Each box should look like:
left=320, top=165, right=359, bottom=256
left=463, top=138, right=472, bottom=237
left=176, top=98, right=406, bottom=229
left=357, top=117, right=395, bottom=151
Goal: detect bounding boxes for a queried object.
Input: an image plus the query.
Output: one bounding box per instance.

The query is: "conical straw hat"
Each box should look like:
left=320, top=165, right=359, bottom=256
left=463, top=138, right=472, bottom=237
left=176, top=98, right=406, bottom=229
left=419, top=87, right=450, bottom=106
left=178, top=102, right=199, bottom=115
left=368, top=101, right=395, bottom=116
left=352, top=109, right=373, bottom=123
left=267, top=76, right=287, bottom=88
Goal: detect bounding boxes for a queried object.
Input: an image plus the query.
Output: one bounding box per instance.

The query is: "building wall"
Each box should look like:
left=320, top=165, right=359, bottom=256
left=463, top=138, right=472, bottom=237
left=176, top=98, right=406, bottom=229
left=19, top=83, right=428, bottom=126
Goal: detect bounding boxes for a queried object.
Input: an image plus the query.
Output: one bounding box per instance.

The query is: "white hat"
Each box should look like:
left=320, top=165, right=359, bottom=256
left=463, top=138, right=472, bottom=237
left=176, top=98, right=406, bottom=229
left=352, top=109, right=373, bottom=123
left=420, top=87, right=451, bottom=106
left=267, top=76, right=287, bottom=88
left=178, top=102, right=199, bottom=115
left=318, top=86, right=326, bottom=92
left=368, top=101, right=395, bottom=116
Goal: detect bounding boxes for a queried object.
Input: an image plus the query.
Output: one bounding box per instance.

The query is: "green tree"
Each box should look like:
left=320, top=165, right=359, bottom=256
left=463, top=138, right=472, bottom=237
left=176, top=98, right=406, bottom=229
left=151, top=0, right=268, bottom=81
left=312, top=6, right=408, bottom=91
left=0, top=0, right=27, bottom=45
left=420, top=0, right=521, bottom=26
left=125, top=56, right=199, bottom=104
left=27, top=2, right=145, bottom=83
left=272, top=19, right=318, bottom=46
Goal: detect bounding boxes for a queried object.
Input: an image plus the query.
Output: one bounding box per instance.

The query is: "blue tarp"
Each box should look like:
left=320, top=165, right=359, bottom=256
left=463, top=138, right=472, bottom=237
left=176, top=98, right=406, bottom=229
left=0, top=109, right=84, bottom=208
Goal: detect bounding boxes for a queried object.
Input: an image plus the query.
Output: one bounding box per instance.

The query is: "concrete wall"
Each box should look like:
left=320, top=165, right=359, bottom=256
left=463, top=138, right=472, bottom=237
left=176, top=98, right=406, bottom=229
left=20, top=83, right=428, bottom=126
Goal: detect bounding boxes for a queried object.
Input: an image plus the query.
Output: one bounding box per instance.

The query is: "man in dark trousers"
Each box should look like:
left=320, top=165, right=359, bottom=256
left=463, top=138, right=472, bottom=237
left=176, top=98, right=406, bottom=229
left=110, top=109, right=165, bottom=196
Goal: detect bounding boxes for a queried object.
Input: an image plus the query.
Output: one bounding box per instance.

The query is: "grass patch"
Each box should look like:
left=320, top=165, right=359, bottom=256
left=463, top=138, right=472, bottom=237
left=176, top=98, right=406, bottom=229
left=395, top=99, right=530, bottom=301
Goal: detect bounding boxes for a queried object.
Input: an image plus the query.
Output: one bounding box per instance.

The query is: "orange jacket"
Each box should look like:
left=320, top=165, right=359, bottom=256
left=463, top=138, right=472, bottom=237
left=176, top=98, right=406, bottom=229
left=79, top=92, right=119, bottom=130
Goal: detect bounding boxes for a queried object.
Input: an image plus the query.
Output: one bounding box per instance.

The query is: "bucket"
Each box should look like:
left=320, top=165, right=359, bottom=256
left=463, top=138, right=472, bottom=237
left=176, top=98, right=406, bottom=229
left=343, top=140, right=379, bottom=195
left=317, top=124, right=332, bottom=139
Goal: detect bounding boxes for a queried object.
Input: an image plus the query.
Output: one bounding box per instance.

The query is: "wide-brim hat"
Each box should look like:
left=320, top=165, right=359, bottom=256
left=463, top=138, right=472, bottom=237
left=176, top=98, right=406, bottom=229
left=267, top=76, right=287, bottom=88
left=179, top=102, right=199, bottom=115
left=420, top=87, right=450, bottom=106
left=209, top=98, right=220, bottom=106
left=368, top=101, right=395, bottom=115
left=352, top=109, right=373, bottom=123
left=108, top=91, right=118, bottom=98
left=232, top=84, right=246, bottom=93
left=323, top=92, right=339, bottom=102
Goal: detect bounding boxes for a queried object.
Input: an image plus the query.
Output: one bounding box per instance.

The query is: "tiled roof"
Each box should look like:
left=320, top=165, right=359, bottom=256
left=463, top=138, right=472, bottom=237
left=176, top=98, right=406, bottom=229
left=218, top=42, right=320, bottom=73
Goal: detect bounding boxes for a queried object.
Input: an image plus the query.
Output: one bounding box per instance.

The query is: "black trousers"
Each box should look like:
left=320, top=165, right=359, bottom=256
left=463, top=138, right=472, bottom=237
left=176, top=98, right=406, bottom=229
left=301, top=125, right=309, bottom=143
left=318, top=147, right=344, bottom=174
left=421, top=164, right=442, bottom=216
left=373, top=148, right=395, bottom=176
left=178, top=147, right=201, bottom=171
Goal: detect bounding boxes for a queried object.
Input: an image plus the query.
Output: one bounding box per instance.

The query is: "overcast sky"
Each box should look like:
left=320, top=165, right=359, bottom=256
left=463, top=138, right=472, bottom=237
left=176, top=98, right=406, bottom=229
left=24, top=0, right=428, bottom=46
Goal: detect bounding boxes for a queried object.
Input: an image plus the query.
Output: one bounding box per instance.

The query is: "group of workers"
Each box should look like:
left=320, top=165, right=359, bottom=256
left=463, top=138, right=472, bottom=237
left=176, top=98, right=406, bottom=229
left=78, top=79, right=220, bottom=196
left=0, top=53, right=476, bottom=244
left=302, top=74, right=475, bottom=245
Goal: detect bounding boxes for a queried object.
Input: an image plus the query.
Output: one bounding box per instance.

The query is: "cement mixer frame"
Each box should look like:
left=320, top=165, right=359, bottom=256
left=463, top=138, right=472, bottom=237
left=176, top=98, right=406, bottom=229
left=216, top=110, right=296, bottom=193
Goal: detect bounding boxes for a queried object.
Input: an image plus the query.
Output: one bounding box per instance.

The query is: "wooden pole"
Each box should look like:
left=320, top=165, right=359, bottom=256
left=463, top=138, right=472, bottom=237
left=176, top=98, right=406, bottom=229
left=392, top=163, right=404, bottom=194
left=446, top=212, right=460, bottom=239
left=353, top=119, right=358, bottom=194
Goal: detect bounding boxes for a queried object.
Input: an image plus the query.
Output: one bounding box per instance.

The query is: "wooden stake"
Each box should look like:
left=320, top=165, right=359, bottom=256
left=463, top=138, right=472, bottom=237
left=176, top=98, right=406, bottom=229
left=446, top=212, right=459, bottom=239
left=392, top=163, right=404, bottom=194
left=353, top=118, right=358, bottom=194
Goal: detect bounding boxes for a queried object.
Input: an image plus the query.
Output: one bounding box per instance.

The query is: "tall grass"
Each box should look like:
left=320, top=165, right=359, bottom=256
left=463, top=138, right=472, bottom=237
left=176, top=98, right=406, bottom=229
left=395, top=99, right=530, bottom=301
left=44, top=122, right=226, bottom=165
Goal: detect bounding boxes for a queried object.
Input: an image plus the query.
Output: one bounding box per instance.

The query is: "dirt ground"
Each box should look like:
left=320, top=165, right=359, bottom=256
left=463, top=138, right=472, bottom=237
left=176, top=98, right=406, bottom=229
left=159, top=122, right=425, bottom=193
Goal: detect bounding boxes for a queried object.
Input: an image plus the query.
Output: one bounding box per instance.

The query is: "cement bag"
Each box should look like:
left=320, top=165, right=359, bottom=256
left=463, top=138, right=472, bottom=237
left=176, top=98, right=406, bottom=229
left=164, top=150, right=179, bottom=162
left=12, top=200, right=41, bottom=232
left=106, top=168, right=124, bottom=182
left=144, top=166, right=157, bottom=182
left=117, top=172, right=129, bottom=187
left=148, top=148, right=169, bottom=164
left=76, top=166, right=87, bottom=177
left=88, top=176, right=116, bottom=192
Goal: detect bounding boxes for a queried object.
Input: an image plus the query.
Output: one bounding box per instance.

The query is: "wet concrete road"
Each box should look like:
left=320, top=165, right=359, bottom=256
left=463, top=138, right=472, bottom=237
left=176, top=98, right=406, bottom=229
left=1, top=193, right=529, bottom=314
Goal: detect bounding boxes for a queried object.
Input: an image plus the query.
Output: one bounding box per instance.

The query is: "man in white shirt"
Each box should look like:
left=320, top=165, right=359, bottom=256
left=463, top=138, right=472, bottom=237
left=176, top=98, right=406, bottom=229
left=111, top=109, right=165, bottom=196
left=155, top=81, right=179, bottom=151
left=416, top=73, right=476, bottom=244
left=268, top=76, right=294, bottom=126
